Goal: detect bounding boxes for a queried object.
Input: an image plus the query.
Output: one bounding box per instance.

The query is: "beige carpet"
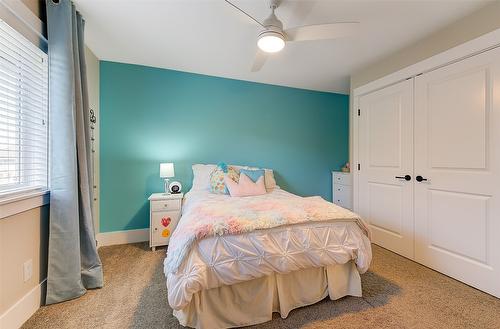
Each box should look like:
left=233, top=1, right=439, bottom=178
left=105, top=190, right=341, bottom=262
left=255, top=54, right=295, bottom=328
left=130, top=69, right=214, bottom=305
left=23, top=243, right=500, bottom=329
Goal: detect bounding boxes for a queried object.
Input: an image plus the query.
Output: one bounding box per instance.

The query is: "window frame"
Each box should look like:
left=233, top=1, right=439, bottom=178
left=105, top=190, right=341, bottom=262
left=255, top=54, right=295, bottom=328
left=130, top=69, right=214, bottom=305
left=0, top=19, right=49, bottom=201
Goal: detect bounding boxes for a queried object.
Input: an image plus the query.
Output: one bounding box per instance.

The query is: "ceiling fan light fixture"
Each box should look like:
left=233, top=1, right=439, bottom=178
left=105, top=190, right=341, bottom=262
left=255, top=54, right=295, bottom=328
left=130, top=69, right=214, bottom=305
left=257, top=31, right=285, bottom=53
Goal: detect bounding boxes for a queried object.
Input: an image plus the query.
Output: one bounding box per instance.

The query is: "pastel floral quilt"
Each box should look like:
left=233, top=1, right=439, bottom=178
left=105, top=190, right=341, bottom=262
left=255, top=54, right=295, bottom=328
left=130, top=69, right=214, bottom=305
left=165, top=189, right=370, bottom=274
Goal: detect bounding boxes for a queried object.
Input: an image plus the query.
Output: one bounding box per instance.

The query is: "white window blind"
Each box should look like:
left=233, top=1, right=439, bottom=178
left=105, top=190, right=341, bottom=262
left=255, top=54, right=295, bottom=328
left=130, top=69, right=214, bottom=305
left=0, top=20, right=48, bottom=197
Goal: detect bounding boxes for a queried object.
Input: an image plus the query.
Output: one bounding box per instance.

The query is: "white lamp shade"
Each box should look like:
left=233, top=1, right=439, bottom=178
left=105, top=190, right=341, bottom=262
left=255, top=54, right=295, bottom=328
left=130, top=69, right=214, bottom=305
left=160, top=163, right=175, bottom=178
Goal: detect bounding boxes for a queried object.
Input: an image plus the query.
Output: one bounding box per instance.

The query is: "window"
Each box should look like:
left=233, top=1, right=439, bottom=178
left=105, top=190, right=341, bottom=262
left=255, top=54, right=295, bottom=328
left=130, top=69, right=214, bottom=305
left=0, top=21, right=48, bottom=197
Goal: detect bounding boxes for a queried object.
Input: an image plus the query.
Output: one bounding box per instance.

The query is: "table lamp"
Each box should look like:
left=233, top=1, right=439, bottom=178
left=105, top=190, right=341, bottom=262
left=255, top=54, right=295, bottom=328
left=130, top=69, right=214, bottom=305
left=160, top=162, right=175, bottom=194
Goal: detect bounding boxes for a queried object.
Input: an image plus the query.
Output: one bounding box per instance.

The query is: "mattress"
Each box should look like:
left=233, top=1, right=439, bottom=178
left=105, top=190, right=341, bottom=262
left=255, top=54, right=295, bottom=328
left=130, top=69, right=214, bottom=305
left=165, top=189, right=372, bottom=310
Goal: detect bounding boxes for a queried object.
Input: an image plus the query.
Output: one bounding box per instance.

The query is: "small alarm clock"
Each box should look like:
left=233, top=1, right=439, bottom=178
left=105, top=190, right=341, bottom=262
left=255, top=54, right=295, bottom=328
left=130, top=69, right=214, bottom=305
left=168, top=181, right=182, bottom=194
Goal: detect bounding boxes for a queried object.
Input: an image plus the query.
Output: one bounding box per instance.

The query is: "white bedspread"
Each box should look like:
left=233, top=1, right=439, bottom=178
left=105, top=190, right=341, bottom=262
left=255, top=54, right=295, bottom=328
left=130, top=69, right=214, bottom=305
left=164, top=189, right=372, bottom=310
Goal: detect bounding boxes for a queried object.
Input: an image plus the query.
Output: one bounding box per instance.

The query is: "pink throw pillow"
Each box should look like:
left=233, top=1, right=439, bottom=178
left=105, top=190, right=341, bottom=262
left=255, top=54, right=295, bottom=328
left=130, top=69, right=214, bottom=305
left=225, top=173, right=266, bottom=197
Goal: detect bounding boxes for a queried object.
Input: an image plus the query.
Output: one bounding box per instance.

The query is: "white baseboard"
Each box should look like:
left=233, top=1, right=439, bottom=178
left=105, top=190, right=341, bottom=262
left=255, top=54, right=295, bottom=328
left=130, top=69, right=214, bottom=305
left=97, top=228, right=149, bottom=247
left=0, top=279, right=45, bottom=329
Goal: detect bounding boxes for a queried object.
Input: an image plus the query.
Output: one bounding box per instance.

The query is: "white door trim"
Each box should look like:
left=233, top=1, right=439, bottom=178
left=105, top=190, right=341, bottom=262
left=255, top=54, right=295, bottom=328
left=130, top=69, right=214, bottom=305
left=351, top=27, right=500, bottom=214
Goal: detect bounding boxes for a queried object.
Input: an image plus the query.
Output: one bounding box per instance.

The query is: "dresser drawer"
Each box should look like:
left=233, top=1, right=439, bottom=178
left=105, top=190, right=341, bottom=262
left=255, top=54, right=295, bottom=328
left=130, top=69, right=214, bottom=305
left=333, top=195, right=352, bottom=210
left=151, top=199, right=181, bottom=212
left=333, top=184, right=352, bottom=201
left=333, top=172, right=352, bottom=186
left=151, top=211, right=180, bottom=245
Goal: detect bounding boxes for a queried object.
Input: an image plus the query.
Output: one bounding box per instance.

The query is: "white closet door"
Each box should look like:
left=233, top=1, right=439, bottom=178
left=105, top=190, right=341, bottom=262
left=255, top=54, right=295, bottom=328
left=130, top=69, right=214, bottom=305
left=414, top=47, right=500, bottom=297
left=358, top=79, right=414, bottom=259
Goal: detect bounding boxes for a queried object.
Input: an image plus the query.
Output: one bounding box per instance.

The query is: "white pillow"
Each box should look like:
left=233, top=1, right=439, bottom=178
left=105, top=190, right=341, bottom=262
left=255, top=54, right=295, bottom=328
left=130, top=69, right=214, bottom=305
left=191, top=164, right=217, bottom=191
left=192, top=163, right=278, bottom=192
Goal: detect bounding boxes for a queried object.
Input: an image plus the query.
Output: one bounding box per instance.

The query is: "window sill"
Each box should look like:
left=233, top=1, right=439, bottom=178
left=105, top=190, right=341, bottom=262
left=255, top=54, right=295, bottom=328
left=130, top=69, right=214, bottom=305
left=0, top=190, right=50, bottom=219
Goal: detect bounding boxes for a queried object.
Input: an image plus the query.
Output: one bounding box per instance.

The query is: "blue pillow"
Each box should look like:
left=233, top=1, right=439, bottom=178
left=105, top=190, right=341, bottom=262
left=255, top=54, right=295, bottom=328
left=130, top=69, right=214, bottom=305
left=239, top=169, right=265, bottom=183
left=217, top=162, right=229, bottom=173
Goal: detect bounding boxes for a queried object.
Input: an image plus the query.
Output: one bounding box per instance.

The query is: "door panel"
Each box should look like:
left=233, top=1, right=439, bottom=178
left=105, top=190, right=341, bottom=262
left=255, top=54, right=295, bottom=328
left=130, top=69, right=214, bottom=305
left=368, top=96, right=402, bottom=167
left=428, top=189, right=488, bottom=264
left=428, top=68, right=487, bottom=169
left=414, top=47, right=500, bottom=297
left=358, top=79, right=414, bottom=259
left=368, top=182, right=403, bottom=235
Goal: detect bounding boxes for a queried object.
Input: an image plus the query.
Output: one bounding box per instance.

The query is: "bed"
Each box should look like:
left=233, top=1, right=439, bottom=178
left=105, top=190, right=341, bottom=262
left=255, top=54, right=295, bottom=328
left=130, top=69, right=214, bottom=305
left=164, top=166, right=372, bottom=329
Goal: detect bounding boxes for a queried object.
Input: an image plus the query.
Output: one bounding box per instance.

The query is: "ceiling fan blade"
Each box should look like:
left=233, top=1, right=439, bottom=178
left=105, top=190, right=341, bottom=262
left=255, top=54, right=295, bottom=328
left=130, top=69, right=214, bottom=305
left=251, top=50, right=269, bottom=72
left=224, top=0, right=264, bottom=27
left=285, top=22, right=359, bottom=42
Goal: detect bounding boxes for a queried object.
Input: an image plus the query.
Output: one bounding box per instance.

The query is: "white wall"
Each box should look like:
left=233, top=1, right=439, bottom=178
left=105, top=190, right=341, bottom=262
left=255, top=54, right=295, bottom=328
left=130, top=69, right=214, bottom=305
left=0, top=206, right=49, bottom=324
left=19, top=0, right=42, bottom=20
left=85, top=46, right=100, bottom=234
left=350, top=1, right=500, bottom=89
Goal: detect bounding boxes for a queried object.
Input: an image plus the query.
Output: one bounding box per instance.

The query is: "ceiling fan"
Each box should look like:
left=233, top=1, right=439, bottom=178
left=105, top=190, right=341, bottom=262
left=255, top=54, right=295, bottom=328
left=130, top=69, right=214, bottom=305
left=224, top=0, right=359, bottom=72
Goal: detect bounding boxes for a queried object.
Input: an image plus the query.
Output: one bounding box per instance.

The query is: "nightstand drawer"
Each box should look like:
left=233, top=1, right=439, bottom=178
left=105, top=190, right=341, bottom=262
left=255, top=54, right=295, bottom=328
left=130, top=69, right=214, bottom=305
left=151, top=199, right=181, bottom=211
left=151, top=211, right=180, bottom=245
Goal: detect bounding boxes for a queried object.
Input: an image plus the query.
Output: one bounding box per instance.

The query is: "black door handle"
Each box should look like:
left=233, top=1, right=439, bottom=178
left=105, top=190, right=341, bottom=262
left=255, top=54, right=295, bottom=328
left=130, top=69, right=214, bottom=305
left=395, top=175, right=411, bottom=181
left=416, top=175, right=427, bottom=182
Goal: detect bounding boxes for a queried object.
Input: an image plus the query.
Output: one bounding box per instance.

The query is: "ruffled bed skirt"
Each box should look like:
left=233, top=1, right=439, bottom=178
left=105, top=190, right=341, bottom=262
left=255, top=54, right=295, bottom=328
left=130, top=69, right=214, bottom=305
left=173, top=261, right=362, bottom=329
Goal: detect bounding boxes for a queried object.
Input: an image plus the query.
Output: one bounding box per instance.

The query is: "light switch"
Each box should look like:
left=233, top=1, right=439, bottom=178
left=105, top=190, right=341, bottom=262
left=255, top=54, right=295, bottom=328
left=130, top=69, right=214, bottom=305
left=23, top=259, right=33, bottom=282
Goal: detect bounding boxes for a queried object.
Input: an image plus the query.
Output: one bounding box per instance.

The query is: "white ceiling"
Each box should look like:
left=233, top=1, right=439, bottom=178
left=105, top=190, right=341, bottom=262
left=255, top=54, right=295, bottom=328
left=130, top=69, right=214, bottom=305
left=74, top=0, right=490, bottom=94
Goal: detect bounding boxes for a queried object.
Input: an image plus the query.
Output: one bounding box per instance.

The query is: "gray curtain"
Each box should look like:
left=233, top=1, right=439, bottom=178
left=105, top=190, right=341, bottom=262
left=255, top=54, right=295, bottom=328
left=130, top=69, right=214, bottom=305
left=45, top=0, right=103, bottom=304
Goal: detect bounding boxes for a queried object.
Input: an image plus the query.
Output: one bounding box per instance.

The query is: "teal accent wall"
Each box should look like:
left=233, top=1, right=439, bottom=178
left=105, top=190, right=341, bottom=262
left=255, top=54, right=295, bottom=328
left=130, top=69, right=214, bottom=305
left=100, top=61, right=349, bottom=233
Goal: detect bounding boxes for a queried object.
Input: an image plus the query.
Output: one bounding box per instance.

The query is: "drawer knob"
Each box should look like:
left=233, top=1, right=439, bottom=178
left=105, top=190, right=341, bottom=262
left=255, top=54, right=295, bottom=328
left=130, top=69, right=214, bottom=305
left=164, top=204, right=169, bottom=208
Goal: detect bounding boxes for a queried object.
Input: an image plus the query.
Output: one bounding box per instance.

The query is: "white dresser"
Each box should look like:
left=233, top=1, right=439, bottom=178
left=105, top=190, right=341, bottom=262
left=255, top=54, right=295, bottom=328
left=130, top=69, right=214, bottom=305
left=148, top=193, right=183, bottom=251
left=332, top=171, right=352, bottom=210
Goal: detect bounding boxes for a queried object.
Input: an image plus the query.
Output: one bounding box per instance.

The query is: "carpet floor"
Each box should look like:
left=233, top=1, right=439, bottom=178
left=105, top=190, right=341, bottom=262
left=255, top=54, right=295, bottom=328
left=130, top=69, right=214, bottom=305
left=23, top=243, right=500, bottom=329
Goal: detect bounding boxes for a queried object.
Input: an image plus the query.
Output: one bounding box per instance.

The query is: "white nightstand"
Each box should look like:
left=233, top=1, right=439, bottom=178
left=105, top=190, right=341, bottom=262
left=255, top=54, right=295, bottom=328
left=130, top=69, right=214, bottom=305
left=148, top=192, right=183, bottom=251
